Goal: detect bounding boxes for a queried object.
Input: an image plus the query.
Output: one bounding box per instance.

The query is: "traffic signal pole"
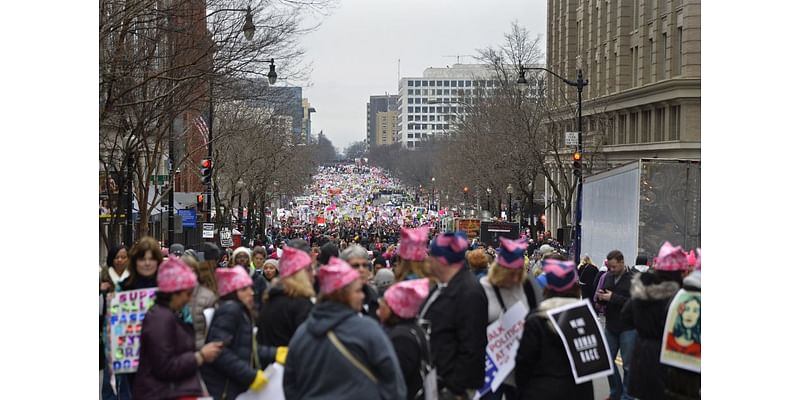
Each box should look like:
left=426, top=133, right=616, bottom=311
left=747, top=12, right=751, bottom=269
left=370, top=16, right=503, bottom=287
left=207, top=81, right=214, bottom=224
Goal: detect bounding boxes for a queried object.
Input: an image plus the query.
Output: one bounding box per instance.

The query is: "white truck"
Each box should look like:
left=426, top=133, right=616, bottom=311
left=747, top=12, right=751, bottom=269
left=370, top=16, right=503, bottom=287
left=580, top=159, right=700, bottom=265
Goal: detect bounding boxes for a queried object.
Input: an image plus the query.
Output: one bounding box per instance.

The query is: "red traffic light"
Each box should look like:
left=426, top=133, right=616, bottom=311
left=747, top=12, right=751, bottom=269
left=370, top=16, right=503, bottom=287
left=197, top=194, right=204, bottom=204
left=572, top=152, right=582, bottom=161
left=463, top=186, right=469, bottom=193
left=201, top=159, right=212, bottom=168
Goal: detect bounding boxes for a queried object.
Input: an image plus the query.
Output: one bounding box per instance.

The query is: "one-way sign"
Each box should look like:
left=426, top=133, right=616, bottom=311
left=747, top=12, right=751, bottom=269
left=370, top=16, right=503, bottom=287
left=202, top=223, right=215, bottom=239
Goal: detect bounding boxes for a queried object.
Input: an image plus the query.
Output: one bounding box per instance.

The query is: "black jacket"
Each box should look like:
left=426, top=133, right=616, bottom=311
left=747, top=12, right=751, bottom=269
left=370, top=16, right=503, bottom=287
left=419, top=266, right=488, bottom=394
left=362, top=283, right=380, bottom=320
left=256, top=286, right=313, bottom=347
left=578, top=263, right=600, bottom=301
left=201, top=300, right=277, bottom=400
left=387, top=320, right=428, bottom=400
left=251, top=272, right=269, bottom=314
left=599, top=269, right=635, bottom=333
left=515, top=297, right=593, bottom=400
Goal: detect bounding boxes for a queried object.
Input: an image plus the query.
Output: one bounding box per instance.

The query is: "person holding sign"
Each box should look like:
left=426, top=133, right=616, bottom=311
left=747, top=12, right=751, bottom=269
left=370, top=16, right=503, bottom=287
left=623, top=242, right=690, bottom=400
left=478, top=237, right=537, bottom=400
left=515, top=255, right=594, bottom=400
left=664, top=250, right=701, bottom=400
left=132, top=256, right=223, bottom=399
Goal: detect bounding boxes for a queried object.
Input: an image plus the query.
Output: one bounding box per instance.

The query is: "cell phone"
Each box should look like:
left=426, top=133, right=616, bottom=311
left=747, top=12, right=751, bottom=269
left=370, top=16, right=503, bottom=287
left=221, top=337, right=233, bottom=347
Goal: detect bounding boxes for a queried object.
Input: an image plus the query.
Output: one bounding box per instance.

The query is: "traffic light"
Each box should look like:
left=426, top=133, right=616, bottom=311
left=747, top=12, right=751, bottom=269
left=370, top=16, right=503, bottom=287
left=196, top=194, right=204, bottom=208
left=199, top=159, right=212, bottom=185
left=572, top=151, right=582, bottom=177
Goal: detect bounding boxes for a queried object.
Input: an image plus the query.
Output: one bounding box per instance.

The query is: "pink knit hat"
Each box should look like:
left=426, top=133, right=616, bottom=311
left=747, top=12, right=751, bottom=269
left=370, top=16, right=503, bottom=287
left=695, top=248, right=701, bottom=271
left=654, top=242, right=689, bottom=271
left=384, top=278, right=429, bottom=319
left=157, top=255, right=198, bottom=293
left=685, top=250, right=697, bottom=267
left=215, top=266, right=254, bottom=297
left=318, top=257, right=360, bottom=295
left=398, top=226, right=430, bottom=261
left=279, top=246, right=312, bottom=278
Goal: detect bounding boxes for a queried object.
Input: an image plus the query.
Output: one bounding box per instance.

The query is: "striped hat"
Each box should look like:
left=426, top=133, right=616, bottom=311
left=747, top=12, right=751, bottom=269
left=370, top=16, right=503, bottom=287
left=541, top=259, right=578, bottom=292
left=654, top=242, right=689, bottom=271
left=429, top=232, right=469, bottom=268
left=496, top=237, right=528, bottom=270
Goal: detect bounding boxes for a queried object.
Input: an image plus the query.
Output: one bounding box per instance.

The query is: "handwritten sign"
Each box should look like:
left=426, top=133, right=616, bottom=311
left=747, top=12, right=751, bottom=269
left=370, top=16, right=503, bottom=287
left=106, top=289, right=157, bottom=374
left=477, top=301, right=528, bottom=396
left=660, top=289, right=701, bottom=373
left=546, top=299, right=613, bottom=384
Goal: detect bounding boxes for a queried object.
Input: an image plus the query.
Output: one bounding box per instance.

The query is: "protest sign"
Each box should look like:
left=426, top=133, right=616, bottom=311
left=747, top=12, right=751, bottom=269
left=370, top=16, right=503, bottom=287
left=106, top=288, right=157, bottom=374
left=546, top=299, right=613, bottom=384
left=660, top=289, right=701, bottom=373
left=477, top=301, right=528, bottom=396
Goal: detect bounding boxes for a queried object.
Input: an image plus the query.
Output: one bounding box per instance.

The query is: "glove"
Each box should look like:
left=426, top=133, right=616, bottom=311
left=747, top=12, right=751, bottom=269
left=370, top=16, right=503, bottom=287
left=249, top=370, right=268, bottom=392
left=276, top=346, right=289, bottom=365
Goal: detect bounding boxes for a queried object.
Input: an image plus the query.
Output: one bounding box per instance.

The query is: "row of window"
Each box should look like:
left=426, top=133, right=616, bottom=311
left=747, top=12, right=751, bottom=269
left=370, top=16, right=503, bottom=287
left=405, top=89, right=475, bottom=98
left=406, top=106, right=465, bottom=114
left=608, top=105, right=681, bottom=145
left=407, top=79, right=501, bottom=88
left=407, top=123, right=450, bottom=130
left=407, top=115, right=456, bottom=122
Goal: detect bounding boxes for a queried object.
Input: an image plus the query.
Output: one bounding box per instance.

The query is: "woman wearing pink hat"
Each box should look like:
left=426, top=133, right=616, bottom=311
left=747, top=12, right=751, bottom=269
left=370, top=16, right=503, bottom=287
left=256, top=247, right=316, bottom=347
left=394, top=226, right=432, bottom=281
left=284, top=257, right=406, bottom=400
left=378, top=279, right=431, bottom=400
left=200, top=266, right=287, bottom=400
left=132, top=256, right=224, bottom=399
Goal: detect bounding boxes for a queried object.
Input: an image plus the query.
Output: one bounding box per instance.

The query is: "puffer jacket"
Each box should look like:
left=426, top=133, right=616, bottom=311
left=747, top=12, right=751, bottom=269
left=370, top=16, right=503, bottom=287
left=190, top=285, right=218, bottom=349
left=622, top=272, right=681, bottom=400
left=515, top=297, right=593, bottom=400
left=283, top=301, right=406, bottom=400
left=132, top=302, right=204, bottom=400
left=200, top=300, right=277, bottom=400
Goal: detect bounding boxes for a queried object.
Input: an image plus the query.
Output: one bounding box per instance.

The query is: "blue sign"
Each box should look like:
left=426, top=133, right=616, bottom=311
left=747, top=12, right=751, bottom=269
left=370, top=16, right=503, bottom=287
left=178, top=209, right=196, bottom=228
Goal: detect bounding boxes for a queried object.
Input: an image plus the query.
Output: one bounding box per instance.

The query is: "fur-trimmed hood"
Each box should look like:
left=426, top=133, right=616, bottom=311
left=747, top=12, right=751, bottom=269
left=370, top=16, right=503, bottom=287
left=630, top=273, right=680, bottom=301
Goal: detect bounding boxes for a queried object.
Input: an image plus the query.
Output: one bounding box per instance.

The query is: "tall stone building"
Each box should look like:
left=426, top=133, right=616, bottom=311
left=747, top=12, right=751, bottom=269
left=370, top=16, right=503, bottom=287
left=366, top=95, right=399, bottom=147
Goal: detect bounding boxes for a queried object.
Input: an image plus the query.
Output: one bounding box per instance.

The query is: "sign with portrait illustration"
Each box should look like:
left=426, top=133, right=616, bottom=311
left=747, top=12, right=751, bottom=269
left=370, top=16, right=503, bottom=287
left=660, top=289, right=701, bottom=373
left=106, top=289, right=157, bottom=374
left=546, top=299, right=614, bottom=384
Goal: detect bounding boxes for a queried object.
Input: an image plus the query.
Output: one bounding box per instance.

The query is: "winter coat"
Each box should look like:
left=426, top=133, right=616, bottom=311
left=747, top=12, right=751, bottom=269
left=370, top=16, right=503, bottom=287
left=362, top=282, right=380, bottom=320
left=201, top=300, right=277, bottom=400
left=256, top=285, right=313, bottom=347
left=250, top=272, right=269, bottom=314
left=578, top=263, right=600, bottom=301
left=419, top=266, right=488, bottom=395
left=387, top=320, right=428, bottom=400
left=283, top=301, right=407, bottom=400
left=132, top=303, right=204, bottom=400
left=622, top=272, right=681, bottom=400
left=190, top=285, right=218, bottom=350
left=515, top=297, right=594, bottom=400
left=598, top=270, right=635, bottom=334
left=665, top=271, right=701, bottom=400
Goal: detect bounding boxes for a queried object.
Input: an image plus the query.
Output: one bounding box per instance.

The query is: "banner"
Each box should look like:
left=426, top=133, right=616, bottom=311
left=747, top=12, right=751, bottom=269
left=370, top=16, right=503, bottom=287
left=477, top=301, right=528, bottom=396
left=546, top=299, right=613, bottom=384
left=106, top=288, right=157, bottom=374
left=660, top=289, right=701, bottom=373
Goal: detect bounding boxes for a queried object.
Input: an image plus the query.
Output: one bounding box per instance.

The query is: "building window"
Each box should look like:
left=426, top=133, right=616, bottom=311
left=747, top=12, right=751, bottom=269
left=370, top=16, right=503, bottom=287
left=641, top=110, right=651, bottom=142
left=634, top=0, right=639, bottom=28
left=408, top=80, right=415, bottom=87
left=669, top=105, right=681, bottom=140
left=629, top=113, right=638, bottom=143
left=649, top=38, right=655, bottom=79
left=436, top=80, right=442, bottom=87
left=633, top=46, right=639, bottom=86
left=662, top=32, right=668, bottom=80
left=414, top=107, right=421, bottom=113
left=655, top=107, right=665, bottom=141
left=437, top=89, right=442, bottom=95
left=408, top=133, right=414, bottom=139
left=676, top=27, right=683, bottom=75
left=444, top=81, right=450, bottom=87
left=407, top=106, right=413, bottom=113
left=458, top=80, right=465, bottom=87
left=451, top=80, right=457, bottom=87
left=422, top=115, right=428, bottom=122
left=465, top=81, right=472, bottom=87
left=408, top=89, right=413, bottom=95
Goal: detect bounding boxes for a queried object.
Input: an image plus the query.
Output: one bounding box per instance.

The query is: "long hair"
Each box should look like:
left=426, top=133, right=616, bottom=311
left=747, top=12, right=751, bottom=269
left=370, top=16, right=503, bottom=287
left=124, top=236, right=163, bottom=290
left=487, top=262, right=525, bottom=287
left=394, top=259, right=430, bottom=281
left=282, top=269, right=315, bottom=299
left=672, top=296, right=701, bottom=344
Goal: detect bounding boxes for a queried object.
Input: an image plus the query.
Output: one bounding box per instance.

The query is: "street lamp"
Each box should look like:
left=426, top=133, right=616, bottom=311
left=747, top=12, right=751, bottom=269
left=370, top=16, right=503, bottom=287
left=518, top=63, right=588, bottom=263
left=431, top=177, right=436, bottom=211
left=243, top=6, right=256, bottom=40
left=236, top=179, right=245, bottom=228
left=506, top=184, right=514, bottom=222
left=463, top=186, right=469, bottom=215
left=486, top=187, right=492, bottom=216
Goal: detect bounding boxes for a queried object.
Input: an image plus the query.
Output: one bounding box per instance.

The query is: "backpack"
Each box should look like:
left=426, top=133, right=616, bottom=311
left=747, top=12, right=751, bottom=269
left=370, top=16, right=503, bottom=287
left=390, top=322, right=434, bottom=400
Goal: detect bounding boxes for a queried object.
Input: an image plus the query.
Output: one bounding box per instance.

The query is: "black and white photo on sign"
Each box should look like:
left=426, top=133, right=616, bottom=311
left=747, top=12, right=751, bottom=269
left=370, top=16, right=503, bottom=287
left=546, top=299, right=614, bottom=384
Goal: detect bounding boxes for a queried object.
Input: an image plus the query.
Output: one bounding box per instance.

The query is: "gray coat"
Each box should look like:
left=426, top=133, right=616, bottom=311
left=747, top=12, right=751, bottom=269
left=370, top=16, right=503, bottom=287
left=190, top=285, right=218, bottom=349
left=283, top=301, right=406, bottom=400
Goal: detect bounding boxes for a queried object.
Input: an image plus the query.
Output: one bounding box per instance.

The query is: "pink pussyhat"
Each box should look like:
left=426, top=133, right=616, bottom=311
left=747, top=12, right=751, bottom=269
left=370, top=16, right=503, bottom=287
left=157, top=255, right=198, bottom=293
left=695, top=248, right=701, bottom=271
left=384, top=278, right=430, bottom=319
left=215, top=266, right=253, bottom=297
left=318, top=257, right=360, bottom=295
left=398, top=226, right=430, bottom=261
left=654, top=241, right=689, bottom=272
left=685, top=250, right=697, bottom=267
left=279, top=246, right=312, bottom=278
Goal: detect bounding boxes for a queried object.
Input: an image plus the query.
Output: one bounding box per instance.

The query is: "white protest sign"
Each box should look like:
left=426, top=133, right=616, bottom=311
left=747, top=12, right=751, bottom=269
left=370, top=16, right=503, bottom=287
left=480, top=301, right=528, bottom=394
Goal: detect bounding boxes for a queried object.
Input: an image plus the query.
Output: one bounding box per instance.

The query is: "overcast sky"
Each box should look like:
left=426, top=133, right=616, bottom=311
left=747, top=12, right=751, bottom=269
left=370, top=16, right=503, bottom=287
left=300, top=0, right=547, bottom=150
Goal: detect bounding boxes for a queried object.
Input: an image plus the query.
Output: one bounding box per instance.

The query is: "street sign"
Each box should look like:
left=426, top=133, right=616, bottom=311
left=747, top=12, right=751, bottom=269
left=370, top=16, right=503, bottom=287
left=220, top=227, right=233, bottom=247
left=202, top=223, right=215, bottom=239
left=565, top=132, right=579, bottom=146
left=177, top=209, right=197, bottom=229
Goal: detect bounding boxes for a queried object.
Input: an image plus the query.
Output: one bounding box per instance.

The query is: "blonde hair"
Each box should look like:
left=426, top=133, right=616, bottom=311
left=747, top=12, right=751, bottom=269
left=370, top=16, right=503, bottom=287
left=282, top=269, right=315, bottom=299
left=488, top=262, right=525, bottom=287
left=394, top=259, right=430, bottom=281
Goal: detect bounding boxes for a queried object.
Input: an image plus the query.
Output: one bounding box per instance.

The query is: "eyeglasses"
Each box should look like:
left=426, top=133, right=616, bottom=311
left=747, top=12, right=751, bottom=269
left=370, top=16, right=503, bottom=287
left=351, top=263, right=371, bottom=269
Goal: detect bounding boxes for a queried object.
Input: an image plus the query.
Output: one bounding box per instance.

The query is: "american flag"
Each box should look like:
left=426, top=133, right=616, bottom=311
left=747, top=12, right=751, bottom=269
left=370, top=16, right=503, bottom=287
left=193, top=115, right=209, bottom=145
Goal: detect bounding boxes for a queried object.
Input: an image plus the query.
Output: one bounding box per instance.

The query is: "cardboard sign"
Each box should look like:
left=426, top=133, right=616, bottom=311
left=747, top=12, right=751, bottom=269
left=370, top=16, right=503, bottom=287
left=477, top=301, right=528, bottom=396
left=660, top=289, right=701, bottom=373
left=106, top=289, right=157, bottom=374
left=546, top=299, right=613, bottom=384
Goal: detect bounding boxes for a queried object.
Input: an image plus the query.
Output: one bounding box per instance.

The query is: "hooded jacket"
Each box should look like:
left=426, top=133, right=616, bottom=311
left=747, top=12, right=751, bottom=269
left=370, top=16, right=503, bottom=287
left=283, top=301, right=406, bottom=400
left=621, top=272, right=681, bottom=400
left=515, top=297, right=593, bottom=400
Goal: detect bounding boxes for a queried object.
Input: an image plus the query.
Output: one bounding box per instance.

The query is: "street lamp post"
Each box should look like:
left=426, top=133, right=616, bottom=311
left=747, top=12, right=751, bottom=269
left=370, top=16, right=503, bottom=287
left=506, top=184, right=514, bottom=222
left=518, top=64, right=588, bottom=263
left=431, top=177, right=436, bottom=211
left=486, top=188, right=492, bottom=216
left=463, top=186, right=469, bottom=216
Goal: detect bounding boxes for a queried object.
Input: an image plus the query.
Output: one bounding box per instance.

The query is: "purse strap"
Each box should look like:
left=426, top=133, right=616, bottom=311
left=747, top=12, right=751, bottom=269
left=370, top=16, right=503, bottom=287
left=327, top=330, right=378, bottom=384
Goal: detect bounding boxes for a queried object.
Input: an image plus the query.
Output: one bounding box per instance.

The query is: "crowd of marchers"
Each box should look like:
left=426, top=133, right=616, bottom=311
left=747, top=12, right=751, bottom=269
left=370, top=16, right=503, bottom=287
left=101, top=226, right=700, bottom=400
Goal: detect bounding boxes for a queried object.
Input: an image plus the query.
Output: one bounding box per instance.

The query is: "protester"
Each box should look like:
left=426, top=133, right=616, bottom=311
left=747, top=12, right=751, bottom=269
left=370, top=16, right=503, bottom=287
left=378, top=279, right=431, bottom=400
left=515, top=257, right=593, bottom=399
left=664, top=249, right=701, bottom=400
left=578, top=254, right=600, bottom=301
left=467, top=249, right=490, bottom=280
left=263, top=259, right=279, bottom=282
left=256, top=246, right=315, bottom=347
left=374, top=268, right=396, bottom=296
left=121, top=236, right=163, bottom=290
left=284, top=257, right=407, bottom=399
left=201, top=266, right=286, bottom=400
left=418, top=232, right=488, bottom=399
left=101, top=245, right=129, bottom=291
left=181, top=252, right=219, bottom=350
left=231, top=247, right=269, bottom=313
left=341, top=244, right=380, bottom=319
left=632, top=254, right=650, bottom=274
left=624, top=242, right=691, bottom=400
left=479, top=237, right=536, bottom=399
left=132, top=256, right=223, bottom=399
left=394, top=226, right=431, bottom=281
left=596, top=250, right=636, bottom=400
